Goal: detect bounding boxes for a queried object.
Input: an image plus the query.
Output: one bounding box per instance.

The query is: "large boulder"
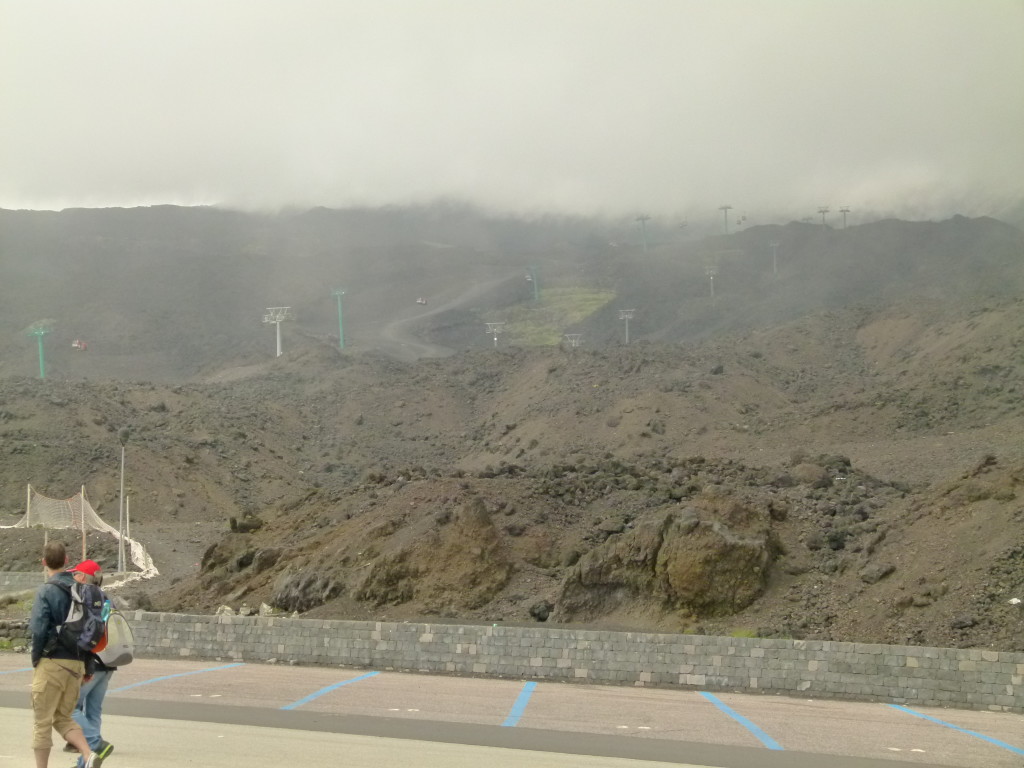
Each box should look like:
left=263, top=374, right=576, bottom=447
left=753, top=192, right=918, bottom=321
left=553, top=497, right=778, bottom=622
left=271, top=570, right=343, bottom=613
left=354, top=496, right=513, bottom=612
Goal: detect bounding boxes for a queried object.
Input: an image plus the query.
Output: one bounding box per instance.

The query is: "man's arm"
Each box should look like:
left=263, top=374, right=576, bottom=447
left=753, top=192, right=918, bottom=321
left=28, top=582, right=57, bottom=666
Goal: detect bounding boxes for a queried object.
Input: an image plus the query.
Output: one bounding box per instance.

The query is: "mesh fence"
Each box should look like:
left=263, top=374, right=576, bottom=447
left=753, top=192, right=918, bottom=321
left=0, top=486, right=158, bottom=587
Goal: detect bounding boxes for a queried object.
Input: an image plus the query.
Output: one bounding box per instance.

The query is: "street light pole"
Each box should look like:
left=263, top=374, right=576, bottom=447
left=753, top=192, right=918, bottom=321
left=117, top=427, right=130, bottom=572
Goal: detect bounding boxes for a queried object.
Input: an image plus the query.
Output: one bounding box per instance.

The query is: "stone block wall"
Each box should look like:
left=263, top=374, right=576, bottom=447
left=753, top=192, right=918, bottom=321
left=130, top=612, right=1024, bottom=713
left=0, top=572, right=44, bottom=594
left=0, top=619, right=29, bottom=646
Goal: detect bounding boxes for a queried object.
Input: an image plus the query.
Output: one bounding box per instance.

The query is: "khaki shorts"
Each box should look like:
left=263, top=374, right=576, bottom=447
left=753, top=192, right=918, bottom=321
left=31, top=658, right=85, bottom=750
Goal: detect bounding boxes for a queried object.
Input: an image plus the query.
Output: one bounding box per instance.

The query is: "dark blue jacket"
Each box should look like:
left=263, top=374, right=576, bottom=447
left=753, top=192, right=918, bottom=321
left=30, top=571, right=89, bottom=669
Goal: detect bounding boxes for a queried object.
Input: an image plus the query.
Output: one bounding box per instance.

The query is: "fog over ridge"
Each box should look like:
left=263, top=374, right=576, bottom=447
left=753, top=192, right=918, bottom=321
left=1, top=0, right=1022, bottom=221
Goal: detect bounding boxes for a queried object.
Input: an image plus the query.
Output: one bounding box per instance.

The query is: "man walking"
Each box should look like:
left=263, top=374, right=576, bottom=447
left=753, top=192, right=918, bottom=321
left=29, top=541, right=105, bottom=768
left=68, top=560, right=116, bottom=765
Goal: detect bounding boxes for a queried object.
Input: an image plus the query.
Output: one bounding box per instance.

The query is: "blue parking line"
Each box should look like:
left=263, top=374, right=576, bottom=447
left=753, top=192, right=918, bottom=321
left=890, top=704, right=1024, bottom=756
left=109, top=662, right=245, bottom=692
left=699, top=691, right=783, bottom=750
left=281, top=670, right=380, bottom=710
left=502, top=681, right=537, bottom=727
left=0, top=667, right=32, bottom=675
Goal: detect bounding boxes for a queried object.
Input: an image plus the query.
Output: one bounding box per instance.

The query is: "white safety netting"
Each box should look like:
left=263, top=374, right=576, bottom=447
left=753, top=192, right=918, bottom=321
left=0, top=486, right=158, bottom=588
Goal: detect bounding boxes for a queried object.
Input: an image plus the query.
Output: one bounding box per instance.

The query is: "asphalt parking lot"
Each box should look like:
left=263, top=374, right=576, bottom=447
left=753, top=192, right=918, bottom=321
left=2, top=654, right=1022, bottom=767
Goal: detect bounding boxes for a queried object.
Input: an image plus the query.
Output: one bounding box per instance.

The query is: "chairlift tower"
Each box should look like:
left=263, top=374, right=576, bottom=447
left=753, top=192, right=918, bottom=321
left=27, top=323, right=51, bottom=379
left=705, top=264, right=719, bottom=297
left=839, top=206, right=851, bottom=229
left=485, top=322, right=505, bottom=348
left=618, top=309, right=636, bottom=345
left=818, top=206, right=830, bottom=227
left=263, top=307, right=293, bottom=357
left=707, top=249, right=740, bottom=296
left=563, top=333, right=583, bottom=349
left=769, top=241, right=780, bottom=277
left=635, top=215, right=651, bottom=252
left=526, top=265, right=540, bottom=301
left=718, top=205, right=732, bottom=235
left=331, top=289, right=346, bottom=349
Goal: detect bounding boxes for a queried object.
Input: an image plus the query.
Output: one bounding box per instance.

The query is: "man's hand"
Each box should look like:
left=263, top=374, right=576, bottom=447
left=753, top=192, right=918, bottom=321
left=83, top=674, right=93, bottom=683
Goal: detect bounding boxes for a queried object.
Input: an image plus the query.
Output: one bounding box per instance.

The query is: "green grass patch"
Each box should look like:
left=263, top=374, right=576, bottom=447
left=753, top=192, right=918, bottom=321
left=493, top=287, right=615, bottom=346
left=729, top=628, right=759, bottom=638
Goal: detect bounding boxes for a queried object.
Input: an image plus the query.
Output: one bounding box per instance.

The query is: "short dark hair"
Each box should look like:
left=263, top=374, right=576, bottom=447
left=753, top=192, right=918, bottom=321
left=43, top=541, right=67, bottom=571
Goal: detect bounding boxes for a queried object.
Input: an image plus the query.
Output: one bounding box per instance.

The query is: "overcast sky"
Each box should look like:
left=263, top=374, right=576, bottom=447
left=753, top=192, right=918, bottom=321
left=2, top=1, right=1022, bottom=222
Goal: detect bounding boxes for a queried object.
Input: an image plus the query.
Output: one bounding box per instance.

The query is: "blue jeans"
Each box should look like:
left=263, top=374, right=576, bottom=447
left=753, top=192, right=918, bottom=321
left=72, top=668, right=112, bottom=764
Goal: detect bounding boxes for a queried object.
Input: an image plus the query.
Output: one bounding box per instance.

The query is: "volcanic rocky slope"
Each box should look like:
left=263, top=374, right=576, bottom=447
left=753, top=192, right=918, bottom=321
left=1, top=208, right=1023, bottom=650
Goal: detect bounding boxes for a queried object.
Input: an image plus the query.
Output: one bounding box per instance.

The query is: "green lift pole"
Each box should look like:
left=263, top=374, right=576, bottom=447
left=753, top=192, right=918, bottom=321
left=30, top=327, right=49, bottom=379
left=331, top=289, right=345, bottom=349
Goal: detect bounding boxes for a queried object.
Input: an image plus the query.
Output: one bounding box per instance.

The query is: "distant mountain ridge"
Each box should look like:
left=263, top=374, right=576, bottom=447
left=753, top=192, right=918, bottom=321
left=1, top=205, right=1021, bottom=381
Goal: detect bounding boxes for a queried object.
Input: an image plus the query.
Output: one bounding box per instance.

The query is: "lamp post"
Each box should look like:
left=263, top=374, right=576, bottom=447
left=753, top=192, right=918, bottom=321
left=331, top=289, right=345, bottom=349
left=117, top=427, right=130, bottom=572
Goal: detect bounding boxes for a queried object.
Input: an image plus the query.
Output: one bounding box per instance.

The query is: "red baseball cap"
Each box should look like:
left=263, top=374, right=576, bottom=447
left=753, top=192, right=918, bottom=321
left=69, top=560, right=102, bottom=576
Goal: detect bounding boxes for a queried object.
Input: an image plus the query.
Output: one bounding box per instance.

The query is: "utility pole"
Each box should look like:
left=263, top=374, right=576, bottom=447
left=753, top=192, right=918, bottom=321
left=635, top=215, right=651, bottom=252
left=28, top=324, right=50, bottom=379
left=839, top=206, right=851, bottom=229
left=263, top=307, right=293, bottom=357
left=485, top=322, right=505, bottom=347
left=331, top=289, right=345, bottom=349
left=818, top=206, right=830, bottom=227
left=618, top=309, right=636, bottom=344
left=719, top=205, right=732, bottom=235
left=769, top=241, right=780, bottom=277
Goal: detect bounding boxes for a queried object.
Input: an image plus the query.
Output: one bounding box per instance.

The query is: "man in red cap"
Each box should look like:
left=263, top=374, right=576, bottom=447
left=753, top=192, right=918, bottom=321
left=65, top=560, right=116, bottom=765
left=29, top=542, right=106, bottom=767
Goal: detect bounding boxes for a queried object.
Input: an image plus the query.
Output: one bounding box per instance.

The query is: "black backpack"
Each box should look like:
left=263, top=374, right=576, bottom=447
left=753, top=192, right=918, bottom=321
left=47, top=578, right=108, bottom=654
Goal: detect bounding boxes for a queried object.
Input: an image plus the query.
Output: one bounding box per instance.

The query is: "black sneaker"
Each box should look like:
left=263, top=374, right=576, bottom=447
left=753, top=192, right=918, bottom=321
left=95, top=741, right=114, bottom=760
